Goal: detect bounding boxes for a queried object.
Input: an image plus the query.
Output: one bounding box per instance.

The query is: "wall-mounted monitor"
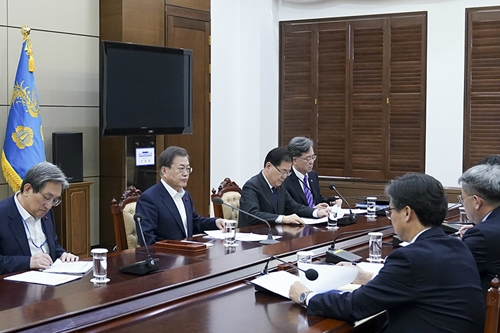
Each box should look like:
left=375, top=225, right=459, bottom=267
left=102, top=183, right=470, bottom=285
left=100, top=41, right=193, bottom=136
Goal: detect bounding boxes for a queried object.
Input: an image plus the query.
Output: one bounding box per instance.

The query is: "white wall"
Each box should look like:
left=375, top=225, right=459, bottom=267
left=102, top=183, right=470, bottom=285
left=0, top=0, right=100, bottom=244
left=211, top=0, right=500, bottom=189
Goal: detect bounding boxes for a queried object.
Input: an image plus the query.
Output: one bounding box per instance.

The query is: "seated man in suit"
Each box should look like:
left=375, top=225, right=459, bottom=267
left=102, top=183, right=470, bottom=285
left=290, top=173, right=485, bottom=333
left=285, top=137, right=340, bottom=209
left=458, top=163, right=500, bottom=296
left=238, top=147, right=328, bottom=228
left=136, top=146, right=225, bottom=245
left=0, top=162, right=79, bottom=275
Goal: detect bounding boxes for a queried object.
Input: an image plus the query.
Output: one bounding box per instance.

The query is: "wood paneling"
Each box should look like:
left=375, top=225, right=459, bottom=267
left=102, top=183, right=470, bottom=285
left=280, top=12, right=427, bottom=181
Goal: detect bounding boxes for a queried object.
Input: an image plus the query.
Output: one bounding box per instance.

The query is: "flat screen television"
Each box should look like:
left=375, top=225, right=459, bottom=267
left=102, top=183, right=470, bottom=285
left=100, top=41, right=193, bottom=136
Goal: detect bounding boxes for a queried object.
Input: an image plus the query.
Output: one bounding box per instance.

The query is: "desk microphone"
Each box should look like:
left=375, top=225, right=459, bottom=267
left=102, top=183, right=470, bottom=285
left=212, top=197, right=279, bottom=244
left=261, top=255, right=319, bottom=281
left=119, top=213, right=160, bottom=275
left=326, top=225, right=393, bottom=264
left=329, top=183, right=357, bottom=225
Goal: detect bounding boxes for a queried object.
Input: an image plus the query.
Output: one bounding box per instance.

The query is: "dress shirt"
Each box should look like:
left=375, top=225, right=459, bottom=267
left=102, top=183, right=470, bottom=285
left=161, top=179, right=188, bottom=236
left=14, top=192, right=49, bottom=255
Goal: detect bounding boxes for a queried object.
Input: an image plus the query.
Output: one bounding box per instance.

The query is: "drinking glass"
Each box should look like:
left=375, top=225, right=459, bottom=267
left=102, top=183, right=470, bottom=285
left=366, top=196, right=377, bottom=218
left=90, top=248, right=109, bottom=283
left=224, top=220, right=237, bottom=247
left=368, top=232, right=383, bottom=263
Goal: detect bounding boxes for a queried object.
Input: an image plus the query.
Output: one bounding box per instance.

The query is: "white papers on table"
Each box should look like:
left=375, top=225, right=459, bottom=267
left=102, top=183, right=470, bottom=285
left=252, top=263, right=358, bottom=298
left=356, top=262, right=384, bottom=275
left=301, top=216, right=327, bottom=225
left=204, top=230, right=282, bottom=242
left=297, top=262, right=358, bottom=293
left=43, top=259, right=93, bottom=274
left=4, top=271, right=81, bottom=286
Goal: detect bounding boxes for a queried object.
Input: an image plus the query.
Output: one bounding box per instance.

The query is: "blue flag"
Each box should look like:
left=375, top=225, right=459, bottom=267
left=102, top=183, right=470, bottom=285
left=1, top=31, right=45, bottom=191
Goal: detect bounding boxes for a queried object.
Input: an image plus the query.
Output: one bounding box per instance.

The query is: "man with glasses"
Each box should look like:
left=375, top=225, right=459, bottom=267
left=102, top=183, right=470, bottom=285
left=238, top=147, right=328, bottom=228
left=136, top=146, right=225, bottom=245
left=458, top=163, right=500, bottom=296
left=0, top=162, right=79, bottom=275
left=285, top=137, right=341, bottom=208
left=290, top=173, right=485, bottom=332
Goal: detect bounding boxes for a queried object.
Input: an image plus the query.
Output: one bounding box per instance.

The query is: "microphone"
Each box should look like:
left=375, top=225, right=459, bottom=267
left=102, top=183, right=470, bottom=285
left=261, top=255, right=319, bottom=281
left=326, top=225, right=393, bottom=264
left=329, top=183, right=357, bottom=225
left=212, top=197, right=279, bottom=245
left=119, top=213, right=160, bottom=275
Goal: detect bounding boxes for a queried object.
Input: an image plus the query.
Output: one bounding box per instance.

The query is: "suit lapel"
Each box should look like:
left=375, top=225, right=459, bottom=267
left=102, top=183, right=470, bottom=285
left=291, top=172, right=308, bottom=205
left=258, top=173, right=278, bottom=213
left=6, top=199, right=31, bottom=256
left=41, top=213, right=56, bottom=259
left=182, top=193, right=193, bottom=237
left=158, top=184, right=187, bottom=238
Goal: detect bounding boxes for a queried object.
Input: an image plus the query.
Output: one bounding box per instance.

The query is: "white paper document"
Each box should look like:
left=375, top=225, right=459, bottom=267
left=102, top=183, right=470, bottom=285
left=204, top=230, right=282, bottom=242
left=252, top=263, right=358, bottom=298
left=301, top=216, right=328, bottom=225
left=4, top=271, right=81, bottom=286
left=43, top=259, right=93, bottom=274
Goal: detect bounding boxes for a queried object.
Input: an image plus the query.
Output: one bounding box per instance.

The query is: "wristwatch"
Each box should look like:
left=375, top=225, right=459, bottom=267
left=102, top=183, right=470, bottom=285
left=299, top=291, right=311, bottom=307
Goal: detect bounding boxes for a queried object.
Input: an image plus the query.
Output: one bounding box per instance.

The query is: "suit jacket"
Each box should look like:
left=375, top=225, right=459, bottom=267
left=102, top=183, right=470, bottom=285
left=284, top=170, right=327, bottom=207
left=0, top=195, right=66, bottom=275
left=136, top=182, right=217, bottom=245
left=308, top=227, right=485, bottom=333
left=238, top=172, right=315, bottom=228
left=462, top=206, right=500, bottom=296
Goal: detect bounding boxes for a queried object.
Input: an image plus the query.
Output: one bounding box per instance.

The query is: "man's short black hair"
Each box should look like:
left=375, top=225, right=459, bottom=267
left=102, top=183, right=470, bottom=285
left=264, top=147, right=292, bottom=168
left=478, top=154, right=500, bottom=166
left=385, top=173, right=448, bottom=227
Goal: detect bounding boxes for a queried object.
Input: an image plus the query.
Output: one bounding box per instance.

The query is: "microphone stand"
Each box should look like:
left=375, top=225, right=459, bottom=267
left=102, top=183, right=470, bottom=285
left=329, top=183, right=357, bottom=225
left=261, top=255, right=319, bottom=281
left=212, top=197, right=279, bottom=244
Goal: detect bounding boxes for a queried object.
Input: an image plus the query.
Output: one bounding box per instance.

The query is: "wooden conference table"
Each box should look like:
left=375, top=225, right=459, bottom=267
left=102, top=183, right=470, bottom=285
left=0, top=216, right=394, bottom=333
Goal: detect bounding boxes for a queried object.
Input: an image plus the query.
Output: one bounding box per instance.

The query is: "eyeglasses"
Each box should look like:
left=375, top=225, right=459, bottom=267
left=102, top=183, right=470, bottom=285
left=385, top=207, right=395, bottom=220
left=457, top=194, right=472, bottom=204
left=172, top=166, right=193, bottom=174
left=39, top=192, right=62, bottom=207
left=297, top=155, right=317, bottom=163
left=272, top=163, right=292, bottom=178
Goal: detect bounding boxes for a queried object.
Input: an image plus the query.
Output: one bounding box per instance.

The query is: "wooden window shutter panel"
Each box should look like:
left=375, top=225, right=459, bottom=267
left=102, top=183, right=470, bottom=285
left=465, top=8, right=500, bottom=170
left=387, top=14, right=427, bottom=178
left=280, top=23, right=316, bottom=145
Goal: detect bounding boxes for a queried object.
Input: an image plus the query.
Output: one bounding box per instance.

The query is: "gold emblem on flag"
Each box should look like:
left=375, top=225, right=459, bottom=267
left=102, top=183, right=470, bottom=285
left=12, top=126, right=35, bottom=149
left=11, top=80, right=40, bottom=118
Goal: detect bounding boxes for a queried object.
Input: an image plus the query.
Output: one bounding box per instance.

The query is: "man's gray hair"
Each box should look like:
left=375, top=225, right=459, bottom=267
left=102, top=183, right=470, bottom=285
left=287, top=137, right=313, bottom=158
left=159, top=146, right=189, bottom=172
left=20, top=162, right=69, bottom=192
left=458, top=164, right=500, bottom=204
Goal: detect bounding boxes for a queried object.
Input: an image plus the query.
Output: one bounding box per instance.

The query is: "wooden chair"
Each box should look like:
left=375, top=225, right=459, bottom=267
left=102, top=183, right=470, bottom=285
left=485, top=275, right=500, bottom=333
left=211, top=177, right=242, bottom=221
left=110, top=186, right=142, bottom=251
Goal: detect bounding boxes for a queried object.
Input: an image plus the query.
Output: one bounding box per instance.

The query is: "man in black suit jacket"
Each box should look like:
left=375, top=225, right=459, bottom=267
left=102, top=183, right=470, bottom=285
left=290, top=173, right=485, bottom=333
left=238, top=147, right=328, bottom=228
left=136, top=146, right=225, bottom=245
left=458, top=163, right=500, bottom=296
left=0, top=162, right=79, bottom=275
left=285, top=137, right=340, bottom=208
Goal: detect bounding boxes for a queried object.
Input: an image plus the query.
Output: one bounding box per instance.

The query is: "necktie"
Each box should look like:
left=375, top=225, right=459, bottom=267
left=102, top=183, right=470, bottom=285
left=272, top=187, right=278, bottom=203
left=303, top=174, right=314, bottom=207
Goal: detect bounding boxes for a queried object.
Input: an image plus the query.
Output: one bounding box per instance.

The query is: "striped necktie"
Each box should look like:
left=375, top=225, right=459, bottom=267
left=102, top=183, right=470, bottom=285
left=303, top=174, right=314, bottom=207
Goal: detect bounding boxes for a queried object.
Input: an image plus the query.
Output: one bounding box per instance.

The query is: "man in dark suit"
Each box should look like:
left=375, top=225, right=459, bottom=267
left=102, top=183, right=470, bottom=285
left=0, top=162, right=79, bottom=275
left=290, top=173, right=485, bottom=333
left=458, top=163, right=500, bottom=296
left=136, top=146, right=225, bottom=245
left=238, top=147, right=328, bottom=228
left=285, top=137, right=340, bottom=208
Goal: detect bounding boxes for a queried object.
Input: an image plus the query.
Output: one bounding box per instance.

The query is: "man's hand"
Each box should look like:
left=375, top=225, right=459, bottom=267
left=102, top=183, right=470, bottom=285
left=289, top=281, right=310, bottom=304
left=316, top=208, right=328, bottom=218
left=215, top=218, right=226, bottom=230
left=337, top=261, right=374, bottom=285
left=458, top=224, right=474, bottom=238
left=30, top=252, right=53, bottom=270
left=315, top=202, right=329, bottom=209
left=282, top=214, right=304, bottom=225
left=59, top=252, right=79, bottom=262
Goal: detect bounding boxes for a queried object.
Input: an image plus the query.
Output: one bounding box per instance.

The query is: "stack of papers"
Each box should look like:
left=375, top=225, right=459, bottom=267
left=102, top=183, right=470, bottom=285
left=43, top=259, right=93, bottom=274
left=204, top=230, right=282, bottom=242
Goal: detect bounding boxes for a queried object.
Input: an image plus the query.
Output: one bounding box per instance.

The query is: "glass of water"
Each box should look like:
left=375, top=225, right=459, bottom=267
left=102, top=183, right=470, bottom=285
left=368, top=232, right=383, bottom=263
left=327, top=206, right=338, bottom=229
left=90, top=248, right=109, bottom=283
left=224, top=220, right=237, bottom=247
left=366, top=196, right=377, bottom=219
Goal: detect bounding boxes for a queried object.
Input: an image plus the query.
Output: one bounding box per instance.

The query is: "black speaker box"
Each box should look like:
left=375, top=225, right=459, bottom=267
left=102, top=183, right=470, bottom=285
left=52, top=132, right=83, bottom=183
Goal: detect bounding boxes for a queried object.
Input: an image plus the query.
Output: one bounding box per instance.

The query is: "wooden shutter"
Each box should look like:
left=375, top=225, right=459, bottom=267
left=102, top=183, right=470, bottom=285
left=465, top=8, right=500, bottom=169
left=316, top=21, right=348, bottom=175
left=387, top=15, right=426, bottom=178
left=349, top=19, right=386, bottom=179
left=280, top=23, right=316, bottom=144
